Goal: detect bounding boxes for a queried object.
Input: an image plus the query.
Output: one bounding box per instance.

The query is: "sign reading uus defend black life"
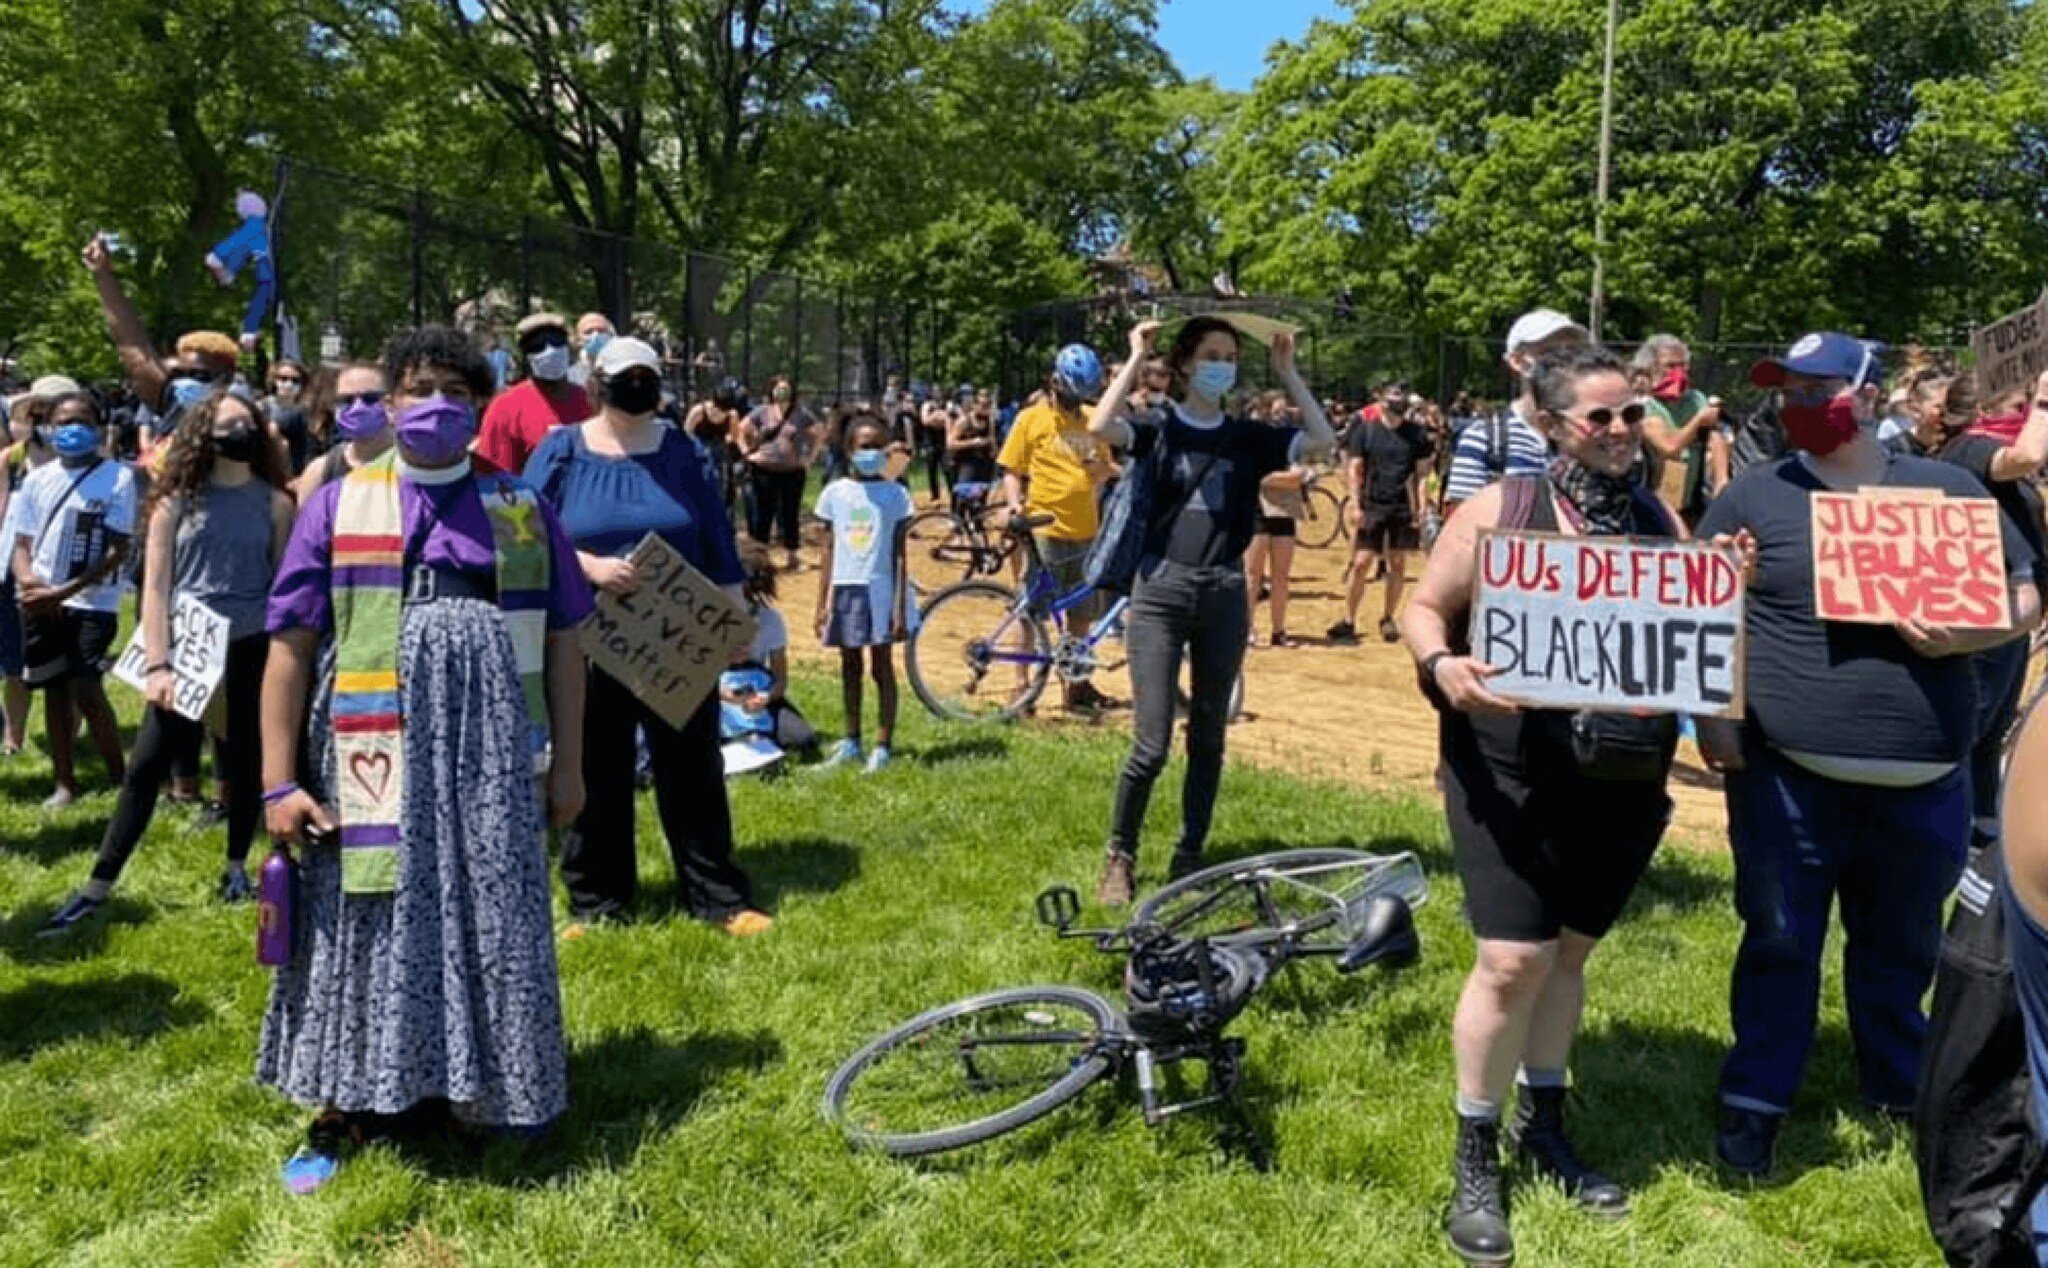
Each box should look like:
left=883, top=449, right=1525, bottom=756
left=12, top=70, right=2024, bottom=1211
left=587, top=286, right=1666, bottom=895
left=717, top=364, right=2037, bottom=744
left=1469, top=530, right=1746, bottom=718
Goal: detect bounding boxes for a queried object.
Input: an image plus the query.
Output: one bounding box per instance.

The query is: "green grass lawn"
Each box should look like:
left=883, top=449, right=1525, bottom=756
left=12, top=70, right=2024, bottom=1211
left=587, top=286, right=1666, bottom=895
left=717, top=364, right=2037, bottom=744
left=0, top=673, right=1941, bottom=1266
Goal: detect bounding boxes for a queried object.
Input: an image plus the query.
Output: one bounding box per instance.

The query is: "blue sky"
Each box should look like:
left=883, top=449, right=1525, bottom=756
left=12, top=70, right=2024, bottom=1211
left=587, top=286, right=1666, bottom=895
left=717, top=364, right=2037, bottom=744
left=1150, top=0, right=1342, bottom=90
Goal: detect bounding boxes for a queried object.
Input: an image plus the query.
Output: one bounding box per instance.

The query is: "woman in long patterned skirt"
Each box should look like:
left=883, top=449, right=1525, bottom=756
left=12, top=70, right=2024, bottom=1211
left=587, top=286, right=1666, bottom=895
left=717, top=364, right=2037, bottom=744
left=256, top=326, right=593, bottom=1194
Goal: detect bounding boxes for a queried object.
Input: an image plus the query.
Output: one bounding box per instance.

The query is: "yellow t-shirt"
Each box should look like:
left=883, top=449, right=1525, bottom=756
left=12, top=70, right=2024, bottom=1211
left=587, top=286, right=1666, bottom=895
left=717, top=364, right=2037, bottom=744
left=996, top=401, right=1100, bottom=542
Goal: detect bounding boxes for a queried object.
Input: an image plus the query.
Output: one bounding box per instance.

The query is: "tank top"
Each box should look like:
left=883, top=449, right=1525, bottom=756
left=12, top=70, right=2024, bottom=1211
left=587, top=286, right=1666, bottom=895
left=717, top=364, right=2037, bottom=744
left=173, top=480, right=276, bottom=640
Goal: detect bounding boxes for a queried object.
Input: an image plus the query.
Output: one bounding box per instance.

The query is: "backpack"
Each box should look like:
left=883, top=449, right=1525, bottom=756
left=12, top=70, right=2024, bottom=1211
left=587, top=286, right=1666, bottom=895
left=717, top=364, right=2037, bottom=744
left=1083, top=420, right=1221, bottom=596
left=1729, top=399, right=1785, bottom=480
left=1916, top=842, right=2048, bottom=1267
left=1482, top=410, right=1513, bottom=479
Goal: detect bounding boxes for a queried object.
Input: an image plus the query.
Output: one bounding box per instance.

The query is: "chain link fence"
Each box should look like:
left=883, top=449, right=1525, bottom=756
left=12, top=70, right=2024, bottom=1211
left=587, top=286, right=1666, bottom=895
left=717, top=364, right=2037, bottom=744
left=272, top=158, right=947, bottom=403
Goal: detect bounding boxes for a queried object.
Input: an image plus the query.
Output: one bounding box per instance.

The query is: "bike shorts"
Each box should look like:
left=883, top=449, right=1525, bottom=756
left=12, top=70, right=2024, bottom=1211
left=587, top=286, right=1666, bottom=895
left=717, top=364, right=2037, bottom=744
left=1440, top=709, right=1672, bottom=942
left=1353, top=504, right=1412, bottom=554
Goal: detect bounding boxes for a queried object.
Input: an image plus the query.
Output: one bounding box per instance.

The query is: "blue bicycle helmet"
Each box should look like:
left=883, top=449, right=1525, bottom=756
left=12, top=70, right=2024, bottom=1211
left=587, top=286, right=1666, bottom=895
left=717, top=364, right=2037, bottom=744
left=1052, top=344, right=1104, bottom=400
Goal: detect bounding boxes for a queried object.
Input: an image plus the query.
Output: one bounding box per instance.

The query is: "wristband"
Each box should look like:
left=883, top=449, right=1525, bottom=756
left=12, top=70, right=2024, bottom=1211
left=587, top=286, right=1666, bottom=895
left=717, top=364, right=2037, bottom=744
left=144, top=661, right=172, bottom=674
left=262, top=782, right=301, bottom=806
left=1420, top=650, right=1452, bottom=685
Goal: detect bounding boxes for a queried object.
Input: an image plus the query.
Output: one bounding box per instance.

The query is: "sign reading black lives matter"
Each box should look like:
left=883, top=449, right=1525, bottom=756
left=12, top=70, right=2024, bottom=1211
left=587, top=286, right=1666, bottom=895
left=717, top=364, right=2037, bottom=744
left=579, top=533, right=757, bottom=729
left=112, top=594, right=230, bottom=724
left=1469, top=531, right=1746, bottom=718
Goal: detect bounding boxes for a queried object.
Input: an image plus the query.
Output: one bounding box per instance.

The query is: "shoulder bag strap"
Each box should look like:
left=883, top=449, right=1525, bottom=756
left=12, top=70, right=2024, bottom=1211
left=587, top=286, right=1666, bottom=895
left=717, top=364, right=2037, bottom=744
left=31, top=459, right=107, bottom=558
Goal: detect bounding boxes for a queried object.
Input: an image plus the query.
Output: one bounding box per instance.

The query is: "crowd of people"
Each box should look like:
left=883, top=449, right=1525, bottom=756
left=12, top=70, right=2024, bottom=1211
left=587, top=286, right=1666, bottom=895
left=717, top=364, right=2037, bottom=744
left=12, top=230, right=2048, bottom=1266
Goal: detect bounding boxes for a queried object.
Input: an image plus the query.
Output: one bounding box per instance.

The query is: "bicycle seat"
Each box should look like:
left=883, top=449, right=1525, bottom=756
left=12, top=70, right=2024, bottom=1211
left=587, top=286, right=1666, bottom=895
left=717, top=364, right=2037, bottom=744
left=954, top=481, right=991, bottom=502
left=1007, top=513, right=1057, bottom=536
left=1334, top=896, right=1420, bottom=974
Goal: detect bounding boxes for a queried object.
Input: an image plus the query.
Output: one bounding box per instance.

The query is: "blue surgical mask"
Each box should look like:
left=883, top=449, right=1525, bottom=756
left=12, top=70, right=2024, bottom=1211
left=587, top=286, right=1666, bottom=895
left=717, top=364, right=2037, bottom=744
left=850, top=449, right=887, bottom=478
left=51, top=423, right=101, bottom=462
left=168, top=377, right=211, bottom=411
left=1189, top=360, right=1237, bottom=401
left=528, top=344, right=571, bottom=382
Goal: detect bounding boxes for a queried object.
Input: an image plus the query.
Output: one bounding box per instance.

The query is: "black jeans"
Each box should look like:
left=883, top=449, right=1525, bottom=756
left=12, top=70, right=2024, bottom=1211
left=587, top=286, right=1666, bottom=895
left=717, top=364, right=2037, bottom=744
left=1109, top=559, right=1250, bottom=861
left=747, top=466, right=806, bottom=552
left=92, top=633, right=267, bottom=885
left=559, top=665, right=754, bottom=921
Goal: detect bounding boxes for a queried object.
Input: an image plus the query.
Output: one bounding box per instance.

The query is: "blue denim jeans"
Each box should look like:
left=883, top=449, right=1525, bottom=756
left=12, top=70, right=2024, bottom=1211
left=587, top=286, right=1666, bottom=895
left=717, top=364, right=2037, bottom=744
left=1719, top=745, right=1969, bottom=1114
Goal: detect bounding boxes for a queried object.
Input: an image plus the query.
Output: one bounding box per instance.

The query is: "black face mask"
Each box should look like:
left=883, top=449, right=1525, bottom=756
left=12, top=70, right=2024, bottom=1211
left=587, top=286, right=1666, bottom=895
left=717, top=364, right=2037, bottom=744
left=215, top=427, right=261, bottom=464
left=607, top=375, right=662, bottom=416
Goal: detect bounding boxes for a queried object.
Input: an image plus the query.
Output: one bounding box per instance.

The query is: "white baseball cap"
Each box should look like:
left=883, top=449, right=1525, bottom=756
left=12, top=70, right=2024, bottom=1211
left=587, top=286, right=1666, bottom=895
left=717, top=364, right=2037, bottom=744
left=594, top=337, right=660, bottom=378
left=1504, top=309, right=1589, bottom=356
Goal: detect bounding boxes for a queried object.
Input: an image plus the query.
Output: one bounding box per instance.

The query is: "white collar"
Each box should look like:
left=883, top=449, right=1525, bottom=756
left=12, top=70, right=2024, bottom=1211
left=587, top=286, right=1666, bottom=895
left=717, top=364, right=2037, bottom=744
left=1171, top=400, right=1226, bottom=431
left=395, top=455, right=472, bottom=486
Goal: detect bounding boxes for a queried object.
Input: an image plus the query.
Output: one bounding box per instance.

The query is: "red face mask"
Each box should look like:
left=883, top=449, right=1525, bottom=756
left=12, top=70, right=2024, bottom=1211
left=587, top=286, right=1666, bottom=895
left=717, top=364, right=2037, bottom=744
left=1651, top=366, right=1690, bottom=402
left=1780, top=393, right=1860, bottom=456
left=1971, top=408, right=2029, bottom=445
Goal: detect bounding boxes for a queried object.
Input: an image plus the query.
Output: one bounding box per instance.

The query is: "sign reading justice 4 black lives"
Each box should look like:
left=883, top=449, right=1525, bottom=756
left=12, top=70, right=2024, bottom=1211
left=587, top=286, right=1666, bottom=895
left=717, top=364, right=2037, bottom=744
left=1469, top=531, right=1746, bottom=718
left=579, top=533, right=758, bottom=729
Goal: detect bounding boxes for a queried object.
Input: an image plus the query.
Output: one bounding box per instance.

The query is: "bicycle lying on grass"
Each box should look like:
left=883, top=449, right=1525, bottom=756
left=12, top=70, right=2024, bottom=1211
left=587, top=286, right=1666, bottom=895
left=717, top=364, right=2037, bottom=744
left=906, top=514, right=1245, bottom=723
left=822, top=849, right=1426, bottom=1166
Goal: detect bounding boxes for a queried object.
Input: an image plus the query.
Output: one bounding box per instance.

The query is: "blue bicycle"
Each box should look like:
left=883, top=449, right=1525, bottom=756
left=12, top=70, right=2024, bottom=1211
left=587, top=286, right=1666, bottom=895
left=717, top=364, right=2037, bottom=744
left=906, top=516, right=1243, bottom=724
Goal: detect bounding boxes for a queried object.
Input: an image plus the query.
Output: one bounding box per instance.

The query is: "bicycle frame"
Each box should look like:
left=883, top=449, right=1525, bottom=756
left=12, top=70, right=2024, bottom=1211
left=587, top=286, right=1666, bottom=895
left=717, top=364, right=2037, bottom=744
left=967, top=533, right=1130, bottom=678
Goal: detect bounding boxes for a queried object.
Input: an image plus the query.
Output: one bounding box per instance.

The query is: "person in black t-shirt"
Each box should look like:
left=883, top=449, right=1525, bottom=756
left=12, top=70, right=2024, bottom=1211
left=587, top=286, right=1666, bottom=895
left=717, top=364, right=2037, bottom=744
left=1936, top=368, right=2048, bottom=853
left=1084, top=317, right=1335, bottom=905
left=1696, top=333, right=2042, bottom=1179
left=1330, top=383, right=1433, bottom=644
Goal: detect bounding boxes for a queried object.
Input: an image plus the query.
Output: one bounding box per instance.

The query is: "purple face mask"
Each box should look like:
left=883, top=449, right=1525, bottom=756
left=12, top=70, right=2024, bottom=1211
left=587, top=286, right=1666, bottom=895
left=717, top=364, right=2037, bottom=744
left=394, top=394, right=476, bottom=466
left=335, top=396, right=388, bottom=442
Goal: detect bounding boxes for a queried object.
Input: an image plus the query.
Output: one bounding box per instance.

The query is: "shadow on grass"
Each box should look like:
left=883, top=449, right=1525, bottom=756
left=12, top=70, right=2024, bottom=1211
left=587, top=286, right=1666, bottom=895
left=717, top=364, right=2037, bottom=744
left=0, top=897, right=153, bottom=963
left=1573, top=1019, right=1879, bottom=1189
left=409, top=1028, right=784, bottom=1185
left=914, top=735, right=1011, bottom=767
left=0, top=813, right=116, bottom=866
left=739, top=837, right=861, bottom=908
left=0, top=971, right=210, bottom=1058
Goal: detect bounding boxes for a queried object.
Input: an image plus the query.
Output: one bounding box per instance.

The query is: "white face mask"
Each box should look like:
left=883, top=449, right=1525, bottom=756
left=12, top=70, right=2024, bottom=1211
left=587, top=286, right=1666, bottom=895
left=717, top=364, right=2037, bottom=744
left=274, top=381, right=302, bottom=402
left=528, top=344, right=571, bottom=382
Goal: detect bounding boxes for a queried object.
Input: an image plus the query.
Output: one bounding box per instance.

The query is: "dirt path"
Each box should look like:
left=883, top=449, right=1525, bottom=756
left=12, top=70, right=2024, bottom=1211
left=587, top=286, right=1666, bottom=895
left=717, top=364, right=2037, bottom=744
left=785, top=509, right=1732, bottom=849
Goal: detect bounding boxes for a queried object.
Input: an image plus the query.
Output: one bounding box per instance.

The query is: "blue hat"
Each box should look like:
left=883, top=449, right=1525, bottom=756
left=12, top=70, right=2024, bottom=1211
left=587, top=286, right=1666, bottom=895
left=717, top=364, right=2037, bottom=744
left=1749, top=333, right=1884, bottom=389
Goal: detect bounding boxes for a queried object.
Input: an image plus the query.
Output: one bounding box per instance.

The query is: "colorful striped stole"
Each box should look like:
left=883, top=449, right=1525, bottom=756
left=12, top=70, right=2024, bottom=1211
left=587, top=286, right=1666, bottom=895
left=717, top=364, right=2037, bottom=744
left=330, top=453, right=553, bottom=896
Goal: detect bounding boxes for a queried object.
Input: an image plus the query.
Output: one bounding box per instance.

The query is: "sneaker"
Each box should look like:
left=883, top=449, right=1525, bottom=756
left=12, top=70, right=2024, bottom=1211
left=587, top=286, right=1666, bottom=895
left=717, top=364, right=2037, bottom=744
left=1269, top=631, right=1294, bottom=649
left=1096, top=850, right=1137, bottom=907
left=1379, top=617, right=1401, bottom=643
left=863, top=745, right=892, bottom=774
left=1325, top=621, right=1359, bottom=645
left=218, top=867, right=255, bottom=904
left=1715, top=1104, right=1781, bottom=1178
left=38, top=891, right=104, bottom=935
left=41, top=786, right=76, bottom=812
left=193, top=800, right=230, bottom=831
left=819, top=738, right=862, bottom=770
left=720, top=909, right=774, bottom=937
left=1065, top=681, right=1117, bottom=713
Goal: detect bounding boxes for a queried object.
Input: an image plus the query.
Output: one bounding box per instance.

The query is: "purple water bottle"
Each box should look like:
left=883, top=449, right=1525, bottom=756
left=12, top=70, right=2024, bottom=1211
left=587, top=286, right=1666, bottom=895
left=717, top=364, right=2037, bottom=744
left=256, top=843, right=295, bottom=967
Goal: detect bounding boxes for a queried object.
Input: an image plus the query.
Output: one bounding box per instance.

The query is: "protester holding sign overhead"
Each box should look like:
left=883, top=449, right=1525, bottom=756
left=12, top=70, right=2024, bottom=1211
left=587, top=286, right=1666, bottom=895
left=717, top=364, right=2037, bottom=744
left=42, top=389, right=295, bottom=932
left=258, top=326, right=592, bottom=1195
left=1693, top=333, right=2042, bottom=1180
left=1399, top=345, right=1745, bottom=1264
left=1936, top=368, right=2048, bottom=852
left=525, top=336, right=769, bottom=938
left=1085, top=316, right=1333, bottom=906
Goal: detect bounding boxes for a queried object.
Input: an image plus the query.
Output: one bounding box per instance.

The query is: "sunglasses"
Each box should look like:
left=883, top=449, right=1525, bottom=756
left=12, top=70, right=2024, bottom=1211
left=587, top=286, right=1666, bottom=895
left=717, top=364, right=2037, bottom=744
left=1568, top=402, right=1648, bottom=430
left=336, top=391, right=385, bottom=408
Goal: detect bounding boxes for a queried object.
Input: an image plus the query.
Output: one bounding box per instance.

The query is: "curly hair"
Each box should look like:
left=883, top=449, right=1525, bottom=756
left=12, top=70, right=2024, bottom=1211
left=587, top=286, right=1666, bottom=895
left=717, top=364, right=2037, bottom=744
left=143, top=389, right=288, bottom=524
left=383, top=325, right=494, bottom=402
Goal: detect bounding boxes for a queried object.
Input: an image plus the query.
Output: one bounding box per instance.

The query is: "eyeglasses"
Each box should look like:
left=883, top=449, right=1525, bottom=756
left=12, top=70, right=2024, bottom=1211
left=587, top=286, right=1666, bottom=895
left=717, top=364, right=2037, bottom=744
left=274, top=376, right=304, bottom=386
left=1568, top=402, right=1648, bottom=430
left=336, top=391, right=385, bottom=408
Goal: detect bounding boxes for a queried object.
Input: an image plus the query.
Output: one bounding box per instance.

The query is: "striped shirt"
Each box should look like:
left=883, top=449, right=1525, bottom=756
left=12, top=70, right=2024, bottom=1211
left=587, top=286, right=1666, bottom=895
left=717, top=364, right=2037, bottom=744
left=1443, top=403, right=1549, bottom=507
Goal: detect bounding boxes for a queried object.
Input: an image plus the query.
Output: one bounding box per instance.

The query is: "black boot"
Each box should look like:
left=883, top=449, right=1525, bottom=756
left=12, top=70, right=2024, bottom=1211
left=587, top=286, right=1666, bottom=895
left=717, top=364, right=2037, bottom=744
left=1446, top=1115, right=1513, bottom=1264
left=1510, top=1084, right=1627, bottom=1218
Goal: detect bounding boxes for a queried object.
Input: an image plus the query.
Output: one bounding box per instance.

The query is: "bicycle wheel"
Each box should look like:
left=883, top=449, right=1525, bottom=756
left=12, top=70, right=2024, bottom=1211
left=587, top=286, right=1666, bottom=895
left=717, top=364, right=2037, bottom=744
left=903, top=508, right=974, bottom=591
left=1299, top=485, right=1346, bottom=550
left=907, top=581, right=1051, bottom=723
left=823, top=986, right=1123, bottom=1157
left=1132, top=849, right=1428, bottom=955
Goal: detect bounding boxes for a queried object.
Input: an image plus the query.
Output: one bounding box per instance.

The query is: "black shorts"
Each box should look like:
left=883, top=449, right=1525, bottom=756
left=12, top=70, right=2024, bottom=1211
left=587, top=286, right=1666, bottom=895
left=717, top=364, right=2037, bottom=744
left=1256, top=516, right=1296, bottom=539
left=1440, top=710, right=1672, bottom=941
left=1353, top=504, right=1411, bottom=554
left=22, top=608, right=118, bottom=689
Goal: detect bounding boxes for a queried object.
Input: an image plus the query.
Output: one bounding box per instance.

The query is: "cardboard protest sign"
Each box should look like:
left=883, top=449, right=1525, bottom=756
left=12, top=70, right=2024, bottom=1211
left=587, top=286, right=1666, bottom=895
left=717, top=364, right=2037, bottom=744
left=1972, top=292, right=2048, bottom=406
left=112, top=595, right=230, bottom=723
left=1469, top=531, right=1746, bottom=718
left=1810, top=490, right=2009, bottom=629
left=580, top=533, right=757, bottom=729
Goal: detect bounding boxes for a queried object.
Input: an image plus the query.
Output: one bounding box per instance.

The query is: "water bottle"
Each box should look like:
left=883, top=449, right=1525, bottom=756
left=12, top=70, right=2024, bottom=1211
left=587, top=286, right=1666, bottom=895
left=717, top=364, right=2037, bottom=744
left=256, top=843, right=295, bottom=967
